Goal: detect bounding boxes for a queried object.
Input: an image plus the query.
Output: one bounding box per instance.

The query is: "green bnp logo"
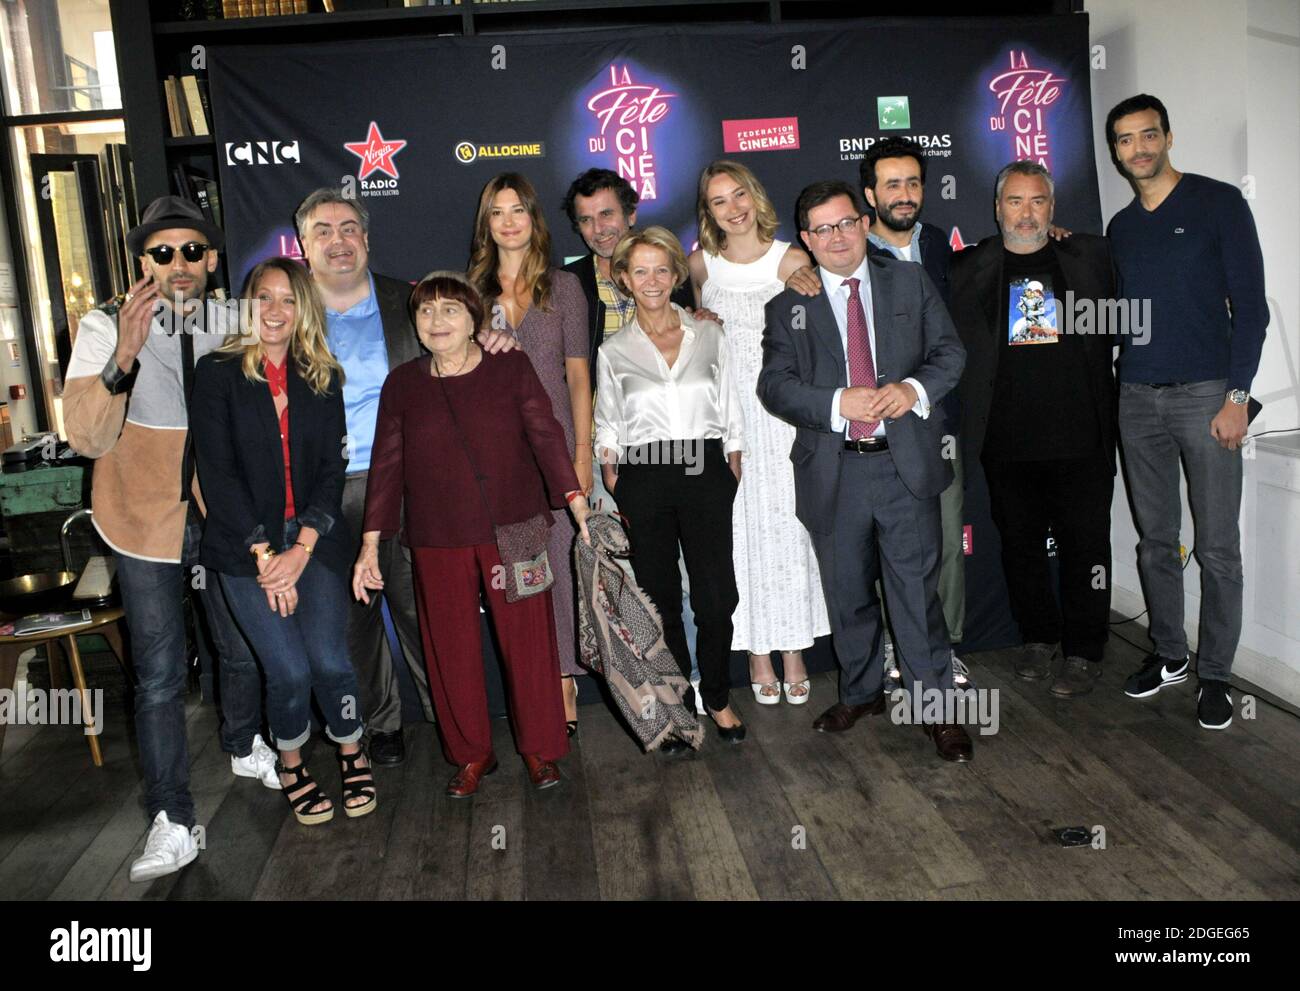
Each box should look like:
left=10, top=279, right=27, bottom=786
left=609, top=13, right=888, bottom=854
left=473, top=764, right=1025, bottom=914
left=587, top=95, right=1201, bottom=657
left=877, top=96, right=911, bottom=130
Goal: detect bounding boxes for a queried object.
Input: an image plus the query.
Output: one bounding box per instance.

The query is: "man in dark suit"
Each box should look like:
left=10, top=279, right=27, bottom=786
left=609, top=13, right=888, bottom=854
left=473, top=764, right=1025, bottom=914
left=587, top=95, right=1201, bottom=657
left=560, top=169, right=697, bottom=385
left=948, top=161, right=1118, bottom=699
left=296, top=188, right=432, bottom=764
left=758, top=180, right=971, bottom=761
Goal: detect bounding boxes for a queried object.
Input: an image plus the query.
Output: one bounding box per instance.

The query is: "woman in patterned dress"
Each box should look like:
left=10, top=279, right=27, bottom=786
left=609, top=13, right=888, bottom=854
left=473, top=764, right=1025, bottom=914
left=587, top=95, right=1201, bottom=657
left=469, top=173, right=592, bottom=735
left=687, top=161, right=831, bottom=706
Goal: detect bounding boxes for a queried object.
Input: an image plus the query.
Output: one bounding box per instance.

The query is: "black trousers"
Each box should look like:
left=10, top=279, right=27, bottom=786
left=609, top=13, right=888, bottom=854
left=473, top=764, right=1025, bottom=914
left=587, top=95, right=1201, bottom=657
left=342, top=473, right=434, bottom=734
left=614, top=440, right=739, bottom=714
left=982, top=453, right=1113, bottom=662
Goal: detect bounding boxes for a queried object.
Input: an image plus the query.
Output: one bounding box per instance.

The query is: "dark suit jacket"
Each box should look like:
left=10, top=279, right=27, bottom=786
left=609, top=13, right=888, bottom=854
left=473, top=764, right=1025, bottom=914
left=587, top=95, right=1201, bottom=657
left=191, top=353, right=352, bottom=577
left=562, top=252, right=693, bottom=392
left=372, top=271, right=424, bottom=371
left=948, top=233, right=1119, bottom=474
left=757, top=254, right=966, bottom=534
left=867, top=221, right=959, bottom=424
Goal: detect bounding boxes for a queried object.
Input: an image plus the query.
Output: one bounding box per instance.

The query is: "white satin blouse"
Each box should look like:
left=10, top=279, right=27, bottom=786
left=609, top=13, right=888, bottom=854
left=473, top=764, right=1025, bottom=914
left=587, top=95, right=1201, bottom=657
left=594, top=304, right=745, bottom=462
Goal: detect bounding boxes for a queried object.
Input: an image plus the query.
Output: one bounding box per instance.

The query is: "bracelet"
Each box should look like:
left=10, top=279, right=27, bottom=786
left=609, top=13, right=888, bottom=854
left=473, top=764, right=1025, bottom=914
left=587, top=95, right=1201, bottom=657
left=564, top=490, right=583, bottom=505
left=295, top=541, right=314, bottom=556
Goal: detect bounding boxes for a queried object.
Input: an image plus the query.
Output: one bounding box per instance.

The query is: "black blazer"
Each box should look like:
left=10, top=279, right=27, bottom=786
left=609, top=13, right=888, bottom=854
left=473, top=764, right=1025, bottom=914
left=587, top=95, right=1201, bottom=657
left=372, top=271, right=425, bottom=371
left=948, top=233, right=1119, bottom=474
left=562, top=252, right=693, bottom=393
left=191, top=352, right=352, bottom=577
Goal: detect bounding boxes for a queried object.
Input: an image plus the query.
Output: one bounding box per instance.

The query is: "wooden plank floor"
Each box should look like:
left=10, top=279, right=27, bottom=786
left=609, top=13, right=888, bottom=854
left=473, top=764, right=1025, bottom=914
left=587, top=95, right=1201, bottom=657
left=2, top=623, right=1298, bottom=901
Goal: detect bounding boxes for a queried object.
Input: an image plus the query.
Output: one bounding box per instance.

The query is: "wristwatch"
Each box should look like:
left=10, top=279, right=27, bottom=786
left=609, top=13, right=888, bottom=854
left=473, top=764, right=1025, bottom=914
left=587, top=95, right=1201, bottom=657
left=1228, top=389, right=1250, bottom=405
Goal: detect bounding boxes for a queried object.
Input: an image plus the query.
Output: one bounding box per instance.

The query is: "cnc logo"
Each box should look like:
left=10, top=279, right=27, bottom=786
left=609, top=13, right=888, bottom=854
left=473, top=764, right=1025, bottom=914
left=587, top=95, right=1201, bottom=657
left=877, top=96, right=911, bottom=130
left=722, top=117, right=800, bottom=153
left=344, top=121, right=407, bottom=180
left=224, top=139, right=300, bottom=166
left=454, top=140, right=546, bottom=165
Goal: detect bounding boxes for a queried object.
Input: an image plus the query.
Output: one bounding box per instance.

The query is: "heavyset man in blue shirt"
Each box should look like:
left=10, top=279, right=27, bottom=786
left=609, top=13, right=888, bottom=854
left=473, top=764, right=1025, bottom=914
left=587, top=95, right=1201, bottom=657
left=1104, top=94, right=1269, bottom=731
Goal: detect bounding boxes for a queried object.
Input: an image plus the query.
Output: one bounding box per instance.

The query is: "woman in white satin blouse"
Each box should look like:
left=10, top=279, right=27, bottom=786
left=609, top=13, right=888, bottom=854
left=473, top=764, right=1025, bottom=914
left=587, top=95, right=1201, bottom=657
left=594, top=226, right=748, bottom=748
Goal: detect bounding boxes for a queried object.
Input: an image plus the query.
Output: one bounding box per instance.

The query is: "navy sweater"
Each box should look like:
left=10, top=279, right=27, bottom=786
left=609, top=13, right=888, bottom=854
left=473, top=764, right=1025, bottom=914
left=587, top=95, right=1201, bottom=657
left=1107, top=172, right=1268, bottom=392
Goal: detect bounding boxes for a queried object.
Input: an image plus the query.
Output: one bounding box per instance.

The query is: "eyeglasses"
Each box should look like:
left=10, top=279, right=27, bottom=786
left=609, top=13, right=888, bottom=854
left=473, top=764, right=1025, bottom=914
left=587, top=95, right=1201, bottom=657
left=808, top=217, right=861, bottom=240
left=143, top=242, right=210, bottom=265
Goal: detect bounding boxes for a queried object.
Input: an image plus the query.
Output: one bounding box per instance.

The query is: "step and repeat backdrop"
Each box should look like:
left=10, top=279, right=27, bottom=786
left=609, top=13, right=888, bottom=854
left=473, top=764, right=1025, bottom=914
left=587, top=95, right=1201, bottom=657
left=209, top=15, right=1102, bottom=656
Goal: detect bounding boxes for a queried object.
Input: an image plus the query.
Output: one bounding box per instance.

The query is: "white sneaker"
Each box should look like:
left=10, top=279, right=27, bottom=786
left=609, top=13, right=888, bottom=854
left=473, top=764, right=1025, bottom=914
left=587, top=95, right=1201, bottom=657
left=231, top=733, right=280, bottom=789
left=129, top=811, right=198, bottom=883
left=952, top=652, right=975, bottom=690
left=882, top=640, right=901, bottom=695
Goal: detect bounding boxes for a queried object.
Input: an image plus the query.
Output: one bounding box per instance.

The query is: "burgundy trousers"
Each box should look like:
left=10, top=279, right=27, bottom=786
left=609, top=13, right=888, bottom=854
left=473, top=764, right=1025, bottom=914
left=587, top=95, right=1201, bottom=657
left=410, top=542, right=569, bottom=766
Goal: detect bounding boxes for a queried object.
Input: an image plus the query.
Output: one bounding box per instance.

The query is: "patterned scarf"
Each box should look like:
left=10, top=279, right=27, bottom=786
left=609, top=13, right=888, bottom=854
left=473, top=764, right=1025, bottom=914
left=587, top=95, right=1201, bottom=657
left=574, top=513, right=704, bottom=751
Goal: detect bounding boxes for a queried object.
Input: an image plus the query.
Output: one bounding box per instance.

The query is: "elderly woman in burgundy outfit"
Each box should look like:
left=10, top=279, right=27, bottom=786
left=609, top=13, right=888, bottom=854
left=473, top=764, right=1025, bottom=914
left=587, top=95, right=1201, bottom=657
left=353, top=272, right=591, bottom=798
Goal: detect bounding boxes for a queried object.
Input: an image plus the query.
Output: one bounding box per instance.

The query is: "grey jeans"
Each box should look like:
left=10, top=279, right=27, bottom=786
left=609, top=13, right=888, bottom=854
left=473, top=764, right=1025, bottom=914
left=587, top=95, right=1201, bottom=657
left=1118, top=380, right=1243, bottom=680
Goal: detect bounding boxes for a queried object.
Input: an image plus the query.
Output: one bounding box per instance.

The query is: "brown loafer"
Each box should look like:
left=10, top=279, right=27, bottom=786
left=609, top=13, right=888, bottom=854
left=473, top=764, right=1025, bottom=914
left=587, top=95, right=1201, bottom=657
left=446, top=756, right=498, bottom=798
left=522, top=754, right=562, bottom=790
left=812, top=696, right=887, bottom=733
left=922, top=722, right=974, bottom=762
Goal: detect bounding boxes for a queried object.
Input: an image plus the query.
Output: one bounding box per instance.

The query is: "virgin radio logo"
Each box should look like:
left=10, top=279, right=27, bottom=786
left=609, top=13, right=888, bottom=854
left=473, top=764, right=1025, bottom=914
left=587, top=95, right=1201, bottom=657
left=584, top=64, right=676, bottom=201
left=986, top=51, right=1066, bottom=171
left=344, top=121, right=407, bottom=196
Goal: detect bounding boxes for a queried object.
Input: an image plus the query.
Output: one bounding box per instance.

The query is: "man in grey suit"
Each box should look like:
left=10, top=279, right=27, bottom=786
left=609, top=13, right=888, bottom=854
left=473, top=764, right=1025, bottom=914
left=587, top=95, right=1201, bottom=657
left=758, top=180, right=972, bottom=761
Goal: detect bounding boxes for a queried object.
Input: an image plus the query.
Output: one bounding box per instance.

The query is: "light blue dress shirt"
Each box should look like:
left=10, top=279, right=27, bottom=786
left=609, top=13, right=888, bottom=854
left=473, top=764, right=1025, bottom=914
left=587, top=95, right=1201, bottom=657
left=325, top=271, right=389, bottom=474
left=823, top=258, right=930, bottom=437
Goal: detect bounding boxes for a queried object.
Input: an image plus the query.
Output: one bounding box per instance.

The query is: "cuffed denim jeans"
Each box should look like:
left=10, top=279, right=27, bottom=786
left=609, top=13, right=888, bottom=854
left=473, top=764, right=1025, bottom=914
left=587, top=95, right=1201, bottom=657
left=1119, top=380, right=1244, bottom=680
left=114, top=511, right=261, bottom=828
left=219, top=521, right=364, bottom=750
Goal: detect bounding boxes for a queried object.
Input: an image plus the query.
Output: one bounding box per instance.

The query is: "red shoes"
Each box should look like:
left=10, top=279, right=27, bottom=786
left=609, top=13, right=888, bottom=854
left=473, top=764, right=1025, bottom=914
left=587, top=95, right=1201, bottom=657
left=446, top=756, right=498, bottom=798
left=522, top=754, right=561, bottom=790
left=445, top=754, right=561, bottom=797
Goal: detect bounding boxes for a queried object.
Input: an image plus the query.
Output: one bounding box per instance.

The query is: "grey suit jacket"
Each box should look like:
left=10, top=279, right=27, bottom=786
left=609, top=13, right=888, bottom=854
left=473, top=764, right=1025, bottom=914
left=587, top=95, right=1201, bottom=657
left=756, top=254, right=965, bottom=534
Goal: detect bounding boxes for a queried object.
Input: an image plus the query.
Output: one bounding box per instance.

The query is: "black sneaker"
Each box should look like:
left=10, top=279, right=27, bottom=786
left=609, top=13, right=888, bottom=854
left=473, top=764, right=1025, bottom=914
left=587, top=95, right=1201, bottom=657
left=1123, top=652, right=1189, bottom=698
left=1197, top=679, right=1233, bottom=730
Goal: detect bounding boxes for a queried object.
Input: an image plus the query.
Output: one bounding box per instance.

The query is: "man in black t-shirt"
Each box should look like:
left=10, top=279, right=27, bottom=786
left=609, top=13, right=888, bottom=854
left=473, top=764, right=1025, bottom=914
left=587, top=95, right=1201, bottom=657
left=949, top=161, right=1119, bottom=698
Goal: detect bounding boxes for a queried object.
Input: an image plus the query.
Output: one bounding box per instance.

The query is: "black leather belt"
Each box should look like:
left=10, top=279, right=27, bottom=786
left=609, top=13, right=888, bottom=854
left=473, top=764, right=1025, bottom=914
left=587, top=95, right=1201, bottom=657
left=844, top=436, right=889, bottom=453
left=1146, top=382, right=1187, bottom=389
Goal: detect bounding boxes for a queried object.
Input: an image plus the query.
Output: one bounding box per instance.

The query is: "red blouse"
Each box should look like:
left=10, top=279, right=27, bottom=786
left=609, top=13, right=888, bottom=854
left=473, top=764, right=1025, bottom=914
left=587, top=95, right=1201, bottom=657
left=264, top=357, right=296, bottom=520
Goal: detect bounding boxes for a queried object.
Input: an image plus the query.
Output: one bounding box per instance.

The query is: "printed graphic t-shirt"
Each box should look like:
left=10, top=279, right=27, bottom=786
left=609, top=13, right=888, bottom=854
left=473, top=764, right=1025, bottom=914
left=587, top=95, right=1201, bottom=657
left=983, top=243, right=1100, bottom=463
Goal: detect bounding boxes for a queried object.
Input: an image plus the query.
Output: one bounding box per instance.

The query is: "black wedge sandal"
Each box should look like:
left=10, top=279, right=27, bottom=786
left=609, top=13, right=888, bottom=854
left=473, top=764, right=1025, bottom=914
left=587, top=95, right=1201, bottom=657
left=276, top=759, right=334, bottom=826
left=338, top=747, right=377, bottom=819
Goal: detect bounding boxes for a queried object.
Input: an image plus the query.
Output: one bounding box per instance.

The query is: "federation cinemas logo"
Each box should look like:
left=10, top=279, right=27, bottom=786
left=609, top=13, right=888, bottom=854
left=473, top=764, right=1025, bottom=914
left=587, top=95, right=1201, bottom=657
left=986, top=51, right=1066, bottom=170
left=343, top=121, right=407, bottom=196
left=453, top=141, right=546, bottom=165
left=722, top=117, right=800, bottom=154
left=584, top=64, right=676, bottom=201
left=225, top=139, right=300, bottom=166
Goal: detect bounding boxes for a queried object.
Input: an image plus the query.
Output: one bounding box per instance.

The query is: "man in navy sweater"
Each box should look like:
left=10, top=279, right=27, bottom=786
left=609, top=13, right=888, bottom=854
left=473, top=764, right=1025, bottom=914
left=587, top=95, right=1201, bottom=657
left=1104, top=94, right=1269, bottom=730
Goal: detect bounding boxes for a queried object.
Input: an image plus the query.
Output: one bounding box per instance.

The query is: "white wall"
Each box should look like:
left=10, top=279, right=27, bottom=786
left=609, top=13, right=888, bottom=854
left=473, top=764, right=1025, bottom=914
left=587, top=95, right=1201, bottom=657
left=1086, top=0, right=1300, bottom=706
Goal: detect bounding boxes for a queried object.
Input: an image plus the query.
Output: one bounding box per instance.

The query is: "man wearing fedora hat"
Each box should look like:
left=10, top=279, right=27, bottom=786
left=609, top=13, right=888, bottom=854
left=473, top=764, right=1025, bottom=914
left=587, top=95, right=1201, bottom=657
left=63, top=195, right=274, bottom=882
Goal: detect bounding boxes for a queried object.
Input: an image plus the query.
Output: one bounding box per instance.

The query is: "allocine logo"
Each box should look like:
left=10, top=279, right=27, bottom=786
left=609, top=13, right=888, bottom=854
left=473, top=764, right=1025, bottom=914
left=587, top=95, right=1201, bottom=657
left=877, top=96, right=911, bottom=129
left=722, top=117, right=800, bottom=153
left=454, top=141, right=546, bottom=165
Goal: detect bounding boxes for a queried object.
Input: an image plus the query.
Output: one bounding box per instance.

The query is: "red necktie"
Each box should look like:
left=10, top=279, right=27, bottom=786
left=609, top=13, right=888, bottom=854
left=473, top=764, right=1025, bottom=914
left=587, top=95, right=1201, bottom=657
left=845, top=277, right=878, bottom=439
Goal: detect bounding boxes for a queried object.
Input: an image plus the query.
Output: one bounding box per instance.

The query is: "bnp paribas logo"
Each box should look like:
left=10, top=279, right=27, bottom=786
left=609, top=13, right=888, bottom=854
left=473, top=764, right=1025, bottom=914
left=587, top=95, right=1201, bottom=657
left=877, top=96, right=911, bottom=130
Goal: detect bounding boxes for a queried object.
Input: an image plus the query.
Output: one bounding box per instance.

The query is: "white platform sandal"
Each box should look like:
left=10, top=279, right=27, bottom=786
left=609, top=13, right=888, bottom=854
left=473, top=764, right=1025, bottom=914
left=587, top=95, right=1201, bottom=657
left=782, top=679, right=811, bottom=705
left=751, top=680, right=782, bottom=705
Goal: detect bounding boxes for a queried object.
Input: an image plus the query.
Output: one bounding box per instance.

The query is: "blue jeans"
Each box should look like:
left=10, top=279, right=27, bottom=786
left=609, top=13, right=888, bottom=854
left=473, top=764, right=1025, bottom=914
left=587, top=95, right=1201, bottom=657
left=219, top=521, right=363, bottom=750
left=114, top=513, right=262, bottom=828
left=1119, top=380, right=1244, bottom=680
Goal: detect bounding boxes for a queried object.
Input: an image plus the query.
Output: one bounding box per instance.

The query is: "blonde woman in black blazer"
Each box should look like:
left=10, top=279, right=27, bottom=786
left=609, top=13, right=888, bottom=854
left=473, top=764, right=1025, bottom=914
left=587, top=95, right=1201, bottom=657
left=191, top=257, right=374, bottom=826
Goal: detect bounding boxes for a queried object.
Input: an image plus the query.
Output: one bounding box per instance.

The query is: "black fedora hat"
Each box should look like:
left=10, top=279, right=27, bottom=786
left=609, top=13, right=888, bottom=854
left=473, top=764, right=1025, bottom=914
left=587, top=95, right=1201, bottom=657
left=127, top=195, right=224, bottom=257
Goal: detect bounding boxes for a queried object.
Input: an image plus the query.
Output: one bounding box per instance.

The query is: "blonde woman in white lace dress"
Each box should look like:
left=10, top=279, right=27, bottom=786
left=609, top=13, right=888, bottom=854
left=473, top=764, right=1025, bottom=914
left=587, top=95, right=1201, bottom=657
left=687, top=161, right=831, bottom=706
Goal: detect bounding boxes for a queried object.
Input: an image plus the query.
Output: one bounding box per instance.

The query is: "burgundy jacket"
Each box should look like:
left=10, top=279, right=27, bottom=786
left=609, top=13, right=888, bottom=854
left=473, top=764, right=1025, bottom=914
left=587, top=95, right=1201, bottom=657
left=363, top=349, right=579, bottom=547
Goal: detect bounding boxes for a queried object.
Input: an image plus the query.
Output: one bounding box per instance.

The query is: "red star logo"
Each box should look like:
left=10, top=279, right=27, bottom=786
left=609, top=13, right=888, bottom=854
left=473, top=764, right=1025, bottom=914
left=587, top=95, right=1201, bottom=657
left=343, top=121, right=407, bottom=180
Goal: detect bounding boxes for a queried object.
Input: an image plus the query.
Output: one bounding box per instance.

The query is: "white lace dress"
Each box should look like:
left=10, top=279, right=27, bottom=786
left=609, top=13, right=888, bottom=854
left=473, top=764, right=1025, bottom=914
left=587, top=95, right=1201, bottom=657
left=702, top=241, right=831, bottom=654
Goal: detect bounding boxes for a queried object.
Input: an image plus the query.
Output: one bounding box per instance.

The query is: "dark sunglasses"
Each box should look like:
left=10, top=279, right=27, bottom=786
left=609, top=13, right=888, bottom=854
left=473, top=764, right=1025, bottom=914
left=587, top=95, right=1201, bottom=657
left=143, top=241, right=210, bottom=265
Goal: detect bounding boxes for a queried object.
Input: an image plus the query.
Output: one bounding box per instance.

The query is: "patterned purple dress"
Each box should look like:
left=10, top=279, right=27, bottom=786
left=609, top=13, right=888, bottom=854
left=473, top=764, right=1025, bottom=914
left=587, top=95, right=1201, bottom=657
left=493, top=269, right=589, bottom=676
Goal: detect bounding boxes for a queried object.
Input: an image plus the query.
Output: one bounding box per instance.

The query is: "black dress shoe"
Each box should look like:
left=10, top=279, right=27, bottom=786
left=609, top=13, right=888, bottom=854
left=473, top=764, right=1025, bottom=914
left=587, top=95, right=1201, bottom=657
left=658, top=737, right=692, bottom=757
left=715, top=722, right=746, bottom=744
left=369, top=730, right=406, bottom=766
left=811, top=696, right=886, bottom=733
